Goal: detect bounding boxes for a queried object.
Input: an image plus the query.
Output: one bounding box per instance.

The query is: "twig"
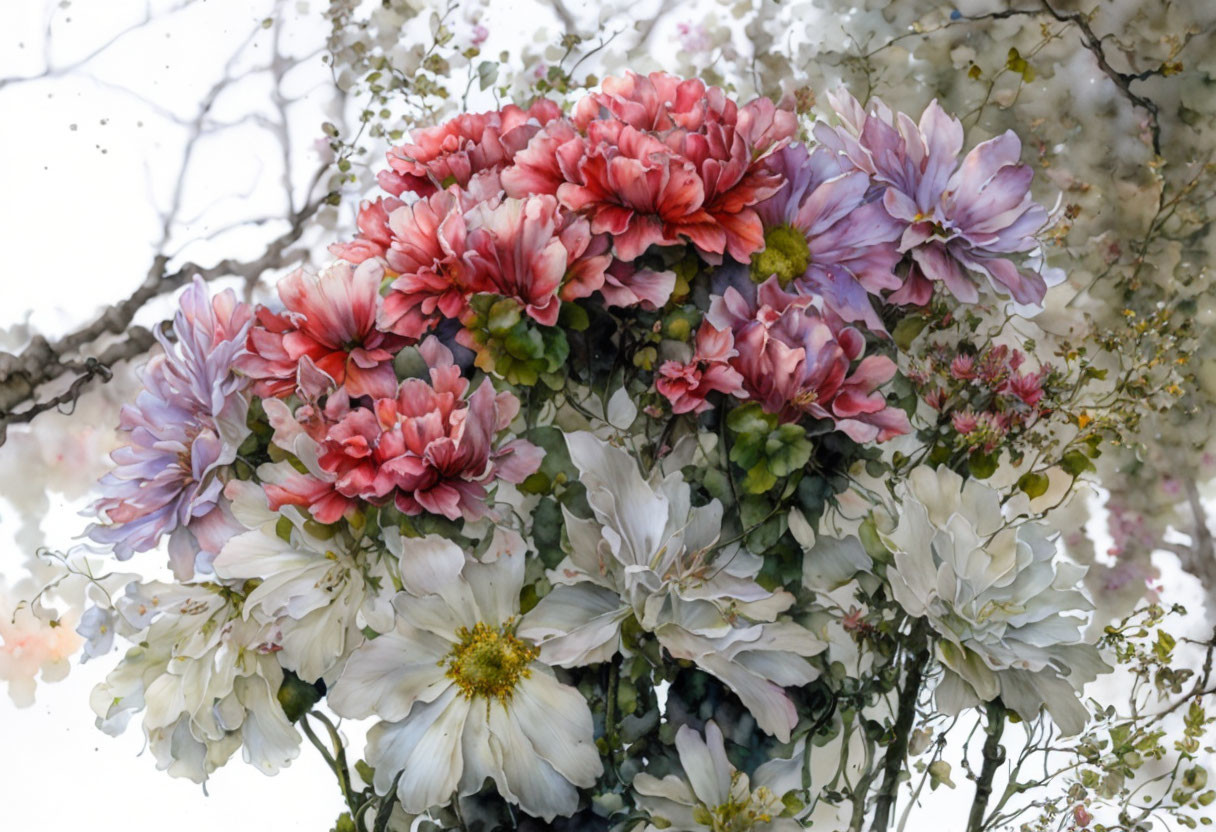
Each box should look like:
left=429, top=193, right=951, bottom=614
left=869, top=622, right=930, bottom=832
left=967, top=701, right=1007, bottom=832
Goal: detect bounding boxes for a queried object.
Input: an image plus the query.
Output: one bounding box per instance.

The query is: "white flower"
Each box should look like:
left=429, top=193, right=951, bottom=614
left=630, top=721, right=801, bottom=832
left=327, top=528, right=601, bottom=821
left=212, top=478, right=394, bottom=682
left=518, top=432, right=825, bottom=742
left=881, top=466, right=1109, bottom=734
left=90, top=581, right=299, bottom=782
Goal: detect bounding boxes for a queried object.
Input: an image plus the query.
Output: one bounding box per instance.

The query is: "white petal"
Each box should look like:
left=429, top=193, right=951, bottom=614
left=675, top=722, right=731, bottom=807
left=327, top=620, right=452, bottom=721
left=512, top=673, right=602, bottom=786
left=365, top=687, right=469, bottom=812
left=486, top=699, right=580, bottom=821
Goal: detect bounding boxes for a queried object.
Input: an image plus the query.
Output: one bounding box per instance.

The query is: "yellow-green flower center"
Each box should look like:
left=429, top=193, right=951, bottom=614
left=442, top=619, right=538, bottom=703
left=691, top=776, right=781, bottom=831
left=749, top=225, right=811, bottom=287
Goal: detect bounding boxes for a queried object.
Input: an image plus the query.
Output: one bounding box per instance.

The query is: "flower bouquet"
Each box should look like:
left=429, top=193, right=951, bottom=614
left=82, top=71, right=1110, bottom=831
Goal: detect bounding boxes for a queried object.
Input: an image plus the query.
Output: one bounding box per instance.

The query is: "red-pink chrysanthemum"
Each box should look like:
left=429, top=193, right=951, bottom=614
left=239, top=259, right=407, bottom=400
left=379, top=100, right=562, bottom=198
left=263, top=337, right=542, bottom=523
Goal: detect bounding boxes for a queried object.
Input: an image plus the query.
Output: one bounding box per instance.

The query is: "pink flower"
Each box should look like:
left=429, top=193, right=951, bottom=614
left=0, top=588, right=81, bottom=707
left=554, top=121, right=720, bottom=261
left=464, top=195, right=611, bottom=324
left=571, top=71, right=735, bottom=134
left=949, top=354, right=977, bottom=380
left=656, top=323, right=745, bottom=414
left=1006, top=369, right=1045, bottom=408
left=328, top=196, right=403, bottom=264
left=501, top=119, right=581, bottom=198
left=379, top=100, right=562, bottom=198
left=240, top=260, right=407, bottom=400
left=951, top=409, right=979, bottom=434
left=506, top=73, right=795, bottom=263
left=708, top=278, right=911, bottom=442
left=599, top=260, right=677, bottom=309
left=376, top=188, right=480, bottom=338
left=924, top=387, right=948, bottom=411
left=264, top=337, right=541, bottom=523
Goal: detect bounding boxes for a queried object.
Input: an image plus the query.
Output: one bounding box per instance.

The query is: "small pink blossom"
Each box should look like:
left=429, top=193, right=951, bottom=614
left=951, top=409, right=979, bottom=434
left=655, top=323, right=745, bottom=414
left=949, top=354, right=977, bottom=380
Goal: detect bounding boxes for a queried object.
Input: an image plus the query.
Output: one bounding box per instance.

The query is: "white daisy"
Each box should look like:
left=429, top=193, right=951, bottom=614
left=327, top=527, right=602, bottom=821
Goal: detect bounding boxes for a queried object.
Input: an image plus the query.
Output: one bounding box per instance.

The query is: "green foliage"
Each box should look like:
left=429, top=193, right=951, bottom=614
left=726, top=403, right=812, bottom=494
left=462, top=295, right=569, bottom=388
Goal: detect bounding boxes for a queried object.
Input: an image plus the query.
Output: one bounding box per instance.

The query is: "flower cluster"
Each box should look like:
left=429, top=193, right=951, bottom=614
left=78, top=72, right=1112, bottom=832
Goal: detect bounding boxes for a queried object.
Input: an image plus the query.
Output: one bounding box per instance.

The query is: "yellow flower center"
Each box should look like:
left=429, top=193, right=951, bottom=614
left=442, top=618, right=538, bottom=703
left=750, top=224, right=811, bottom=287
left=692, top=777, right=780, bottom=831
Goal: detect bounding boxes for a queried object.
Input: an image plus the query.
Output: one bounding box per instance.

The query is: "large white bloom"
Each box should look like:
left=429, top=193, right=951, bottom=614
left=629, top=721, right=801, bottom=832
left=518, top=432, right=825, bottom=742
left=212, top=478, right=394, bottom=682
left=90, top=580, right=299, bottom=782
left=327, top=528, right=602, bottom=821
left=881, top=466, right=1109, bottom=734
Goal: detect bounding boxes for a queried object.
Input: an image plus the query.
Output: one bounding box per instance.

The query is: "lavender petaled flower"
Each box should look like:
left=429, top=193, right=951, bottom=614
left=818, top=89, right=1049, bottom=306
left=751, top=142, right=902, bottom=333
left=87, top=278, right=253, bottom=578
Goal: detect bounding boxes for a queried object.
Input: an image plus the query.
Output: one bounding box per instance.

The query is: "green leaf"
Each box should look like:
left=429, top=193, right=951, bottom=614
left=726, top=402, right=776, bottom=436
left=487, top=297, right=523, bottom=335
left=742, top=461, right=777, bottom=494
left=968, top=452, right=998, bottom=479
left=765, top=424, right=813, bottom=477
left=1061, top=449, right=1097, bottom=477
left=892, top=315, right=927, bottom=351
left=531, top=497, right=565, bottom=568
left=558, top=301, right=590, bottom=331
left=1017, top=471, right=1050, bottom=499
left=476, top=60, right=498, bottom=90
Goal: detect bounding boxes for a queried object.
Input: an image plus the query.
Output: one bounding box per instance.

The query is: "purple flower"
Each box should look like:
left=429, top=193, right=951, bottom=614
left=818, top=90, right=1049, bottom=306
left=751, top=142, right=902, bottom=332
left=87, top=278, right=253, bottom=579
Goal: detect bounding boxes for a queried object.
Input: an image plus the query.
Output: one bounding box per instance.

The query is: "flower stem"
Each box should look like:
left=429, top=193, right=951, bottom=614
left=869, top=623, right=930, bottom=832
left=966, top=701, right=1006, bottom=832
left=604, top=656, right=622, bottom=785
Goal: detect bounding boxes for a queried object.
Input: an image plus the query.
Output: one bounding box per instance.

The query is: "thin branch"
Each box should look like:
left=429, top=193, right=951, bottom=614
left=967, top=701, right=1007, bottom=832
left=869, top=622, right=930, bottom=832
